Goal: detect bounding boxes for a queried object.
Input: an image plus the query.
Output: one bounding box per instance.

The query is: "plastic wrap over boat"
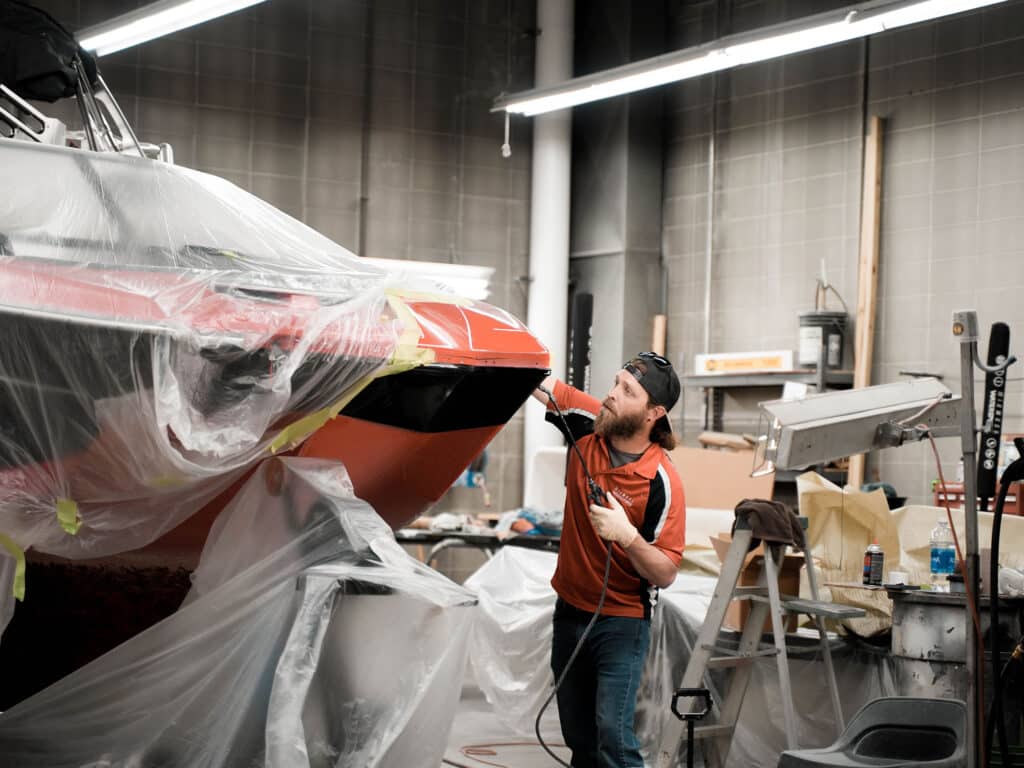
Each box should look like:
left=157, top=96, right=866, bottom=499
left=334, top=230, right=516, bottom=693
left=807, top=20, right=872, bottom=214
left=0, top=458, right=477, bottom=768
left=0, top=139, right=445, bottom=582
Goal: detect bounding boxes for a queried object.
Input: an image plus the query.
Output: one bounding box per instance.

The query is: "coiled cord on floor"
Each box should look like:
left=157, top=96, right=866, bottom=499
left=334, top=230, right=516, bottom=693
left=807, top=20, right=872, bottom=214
left=442, top=740, right=568, bottom=768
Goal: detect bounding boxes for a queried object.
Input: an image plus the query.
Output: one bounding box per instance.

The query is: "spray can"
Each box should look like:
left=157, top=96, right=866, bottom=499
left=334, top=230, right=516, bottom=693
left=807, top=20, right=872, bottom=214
left=863, top=540, right=884, bottom=586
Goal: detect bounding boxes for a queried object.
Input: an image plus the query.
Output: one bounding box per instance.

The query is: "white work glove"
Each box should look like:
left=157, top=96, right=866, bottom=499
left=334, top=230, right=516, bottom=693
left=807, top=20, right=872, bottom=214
left=589, top=491, right=638, bottom=548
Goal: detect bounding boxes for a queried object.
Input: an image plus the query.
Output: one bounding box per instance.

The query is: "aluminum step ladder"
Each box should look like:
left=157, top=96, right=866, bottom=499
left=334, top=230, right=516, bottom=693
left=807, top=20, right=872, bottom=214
left=655, top=512, right=866, bottom=768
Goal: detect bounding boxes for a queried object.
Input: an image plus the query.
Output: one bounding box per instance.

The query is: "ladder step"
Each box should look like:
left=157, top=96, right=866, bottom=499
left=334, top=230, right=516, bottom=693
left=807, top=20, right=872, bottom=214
left=781, top=598, right=865, bottom=619
left=706, top=649, right=779, bottom=668
left=732, top=586, right=768, bottom=600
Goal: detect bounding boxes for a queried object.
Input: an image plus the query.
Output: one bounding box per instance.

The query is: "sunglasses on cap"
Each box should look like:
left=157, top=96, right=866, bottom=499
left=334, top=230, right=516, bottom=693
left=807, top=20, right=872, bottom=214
left=623, top=352, right=670, bottom=372
left=637, top=352, right=670, bottom=367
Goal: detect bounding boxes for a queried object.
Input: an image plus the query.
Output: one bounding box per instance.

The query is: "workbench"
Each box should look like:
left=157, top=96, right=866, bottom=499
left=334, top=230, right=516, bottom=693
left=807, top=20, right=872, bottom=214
left=394, top=528, right=559, bottom=568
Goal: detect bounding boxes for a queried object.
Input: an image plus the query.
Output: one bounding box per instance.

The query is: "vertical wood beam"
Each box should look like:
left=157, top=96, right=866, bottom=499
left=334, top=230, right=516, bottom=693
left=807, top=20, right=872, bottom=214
left=848, top=115, right=884, bottom=489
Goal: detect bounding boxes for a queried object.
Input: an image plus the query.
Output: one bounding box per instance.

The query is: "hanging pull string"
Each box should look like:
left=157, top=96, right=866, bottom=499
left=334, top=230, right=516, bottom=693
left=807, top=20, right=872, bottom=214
left=501, top=111, right=511, bottom=158
left=500, top=0, right=512, bottom=159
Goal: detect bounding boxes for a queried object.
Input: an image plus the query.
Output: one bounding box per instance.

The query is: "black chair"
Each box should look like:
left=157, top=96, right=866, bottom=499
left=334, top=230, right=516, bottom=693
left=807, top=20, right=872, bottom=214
left=778, top=697, right=966, bottom=768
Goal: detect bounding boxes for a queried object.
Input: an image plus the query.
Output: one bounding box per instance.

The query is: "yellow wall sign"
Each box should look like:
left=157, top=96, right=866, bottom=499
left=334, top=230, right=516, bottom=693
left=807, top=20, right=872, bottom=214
left=695, top=350, right=794, bottom=375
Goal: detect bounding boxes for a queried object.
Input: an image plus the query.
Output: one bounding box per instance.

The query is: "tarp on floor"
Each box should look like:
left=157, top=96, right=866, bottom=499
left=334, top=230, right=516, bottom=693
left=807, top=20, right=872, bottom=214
left=0, top=458, right=477, bottom=767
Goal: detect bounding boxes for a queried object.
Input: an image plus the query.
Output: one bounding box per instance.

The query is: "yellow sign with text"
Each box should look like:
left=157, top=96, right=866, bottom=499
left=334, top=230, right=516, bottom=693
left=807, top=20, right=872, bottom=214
left=695, top=350, right=794, bottom=375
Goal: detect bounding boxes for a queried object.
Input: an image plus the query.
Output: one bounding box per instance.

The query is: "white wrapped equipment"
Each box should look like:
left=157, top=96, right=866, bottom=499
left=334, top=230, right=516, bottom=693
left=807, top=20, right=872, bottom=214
left=0, top=458, right=476, bottom=767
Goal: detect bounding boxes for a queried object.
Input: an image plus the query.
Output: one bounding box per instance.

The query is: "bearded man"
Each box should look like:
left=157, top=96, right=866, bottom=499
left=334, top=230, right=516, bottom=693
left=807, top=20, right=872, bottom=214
left=531, top=353, right=686, bottom=768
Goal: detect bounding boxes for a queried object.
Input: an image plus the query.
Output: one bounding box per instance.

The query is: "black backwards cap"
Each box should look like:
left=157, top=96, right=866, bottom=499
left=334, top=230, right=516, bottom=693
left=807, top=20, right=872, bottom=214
left=623, top=352, right=680, bottom=433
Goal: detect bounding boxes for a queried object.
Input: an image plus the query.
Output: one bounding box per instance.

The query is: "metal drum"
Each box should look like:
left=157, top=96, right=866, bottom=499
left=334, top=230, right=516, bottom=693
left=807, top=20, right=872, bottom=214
left=889, top=590, right=1024, bottom=700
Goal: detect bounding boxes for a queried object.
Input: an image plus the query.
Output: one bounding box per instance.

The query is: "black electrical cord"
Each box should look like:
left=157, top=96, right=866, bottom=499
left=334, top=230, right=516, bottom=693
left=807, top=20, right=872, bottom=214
left=987, top=634, right=1024, bottom=768
left=987, top=477, right=1014, bottom=768
left=534, top=384, right=614, bottom=768
left=985, top=439, right=1024, bottom=768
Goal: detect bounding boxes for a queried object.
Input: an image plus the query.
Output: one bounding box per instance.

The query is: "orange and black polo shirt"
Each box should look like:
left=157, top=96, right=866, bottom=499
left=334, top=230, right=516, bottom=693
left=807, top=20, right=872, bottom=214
left=545, top=380, right=686, bottom=619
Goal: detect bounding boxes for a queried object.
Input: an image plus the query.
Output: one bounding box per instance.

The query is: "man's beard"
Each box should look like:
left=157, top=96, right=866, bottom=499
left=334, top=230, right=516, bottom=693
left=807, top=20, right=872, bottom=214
left=594, top=405, right=646, bottom=440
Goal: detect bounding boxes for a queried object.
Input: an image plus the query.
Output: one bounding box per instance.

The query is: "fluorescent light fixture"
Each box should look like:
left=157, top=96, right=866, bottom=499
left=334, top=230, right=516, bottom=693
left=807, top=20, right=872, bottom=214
left=752, top=378, right=961, bottom=473
left=78, top=0, right=268, bottom=57
left=494, top=0, right=1007, bottom=116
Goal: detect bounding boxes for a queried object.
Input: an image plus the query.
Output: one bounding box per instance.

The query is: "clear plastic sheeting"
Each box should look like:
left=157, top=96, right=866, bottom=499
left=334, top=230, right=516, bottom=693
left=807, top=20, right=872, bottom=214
left=464, top=547, right=898, bottom=768
left=0, top=138, right=457, bottom=620
left=634, top=572, right=720, bottom=760
left=464, top=547, right=719, bottom=750
left=0, top=458, right=477, bottom=768
left=719, top=645, right=897, bottom=768
left=464, top=547, right=563, bottom=735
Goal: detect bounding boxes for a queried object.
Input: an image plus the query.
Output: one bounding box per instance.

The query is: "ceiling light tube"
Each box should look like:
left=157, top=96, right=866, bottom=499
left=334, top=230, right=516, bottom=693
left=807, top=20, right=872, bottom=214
left=78, top=0, right=268, bottom=57
left=494, top=0, right=1007, bottom=116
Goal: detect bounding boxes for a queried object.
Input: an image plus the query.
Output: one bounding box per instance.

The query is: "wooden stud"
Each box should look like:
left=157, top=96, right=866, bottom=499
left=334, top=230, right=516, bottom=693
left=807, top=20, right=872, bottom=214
left=848, top=115, right=884, bottom=490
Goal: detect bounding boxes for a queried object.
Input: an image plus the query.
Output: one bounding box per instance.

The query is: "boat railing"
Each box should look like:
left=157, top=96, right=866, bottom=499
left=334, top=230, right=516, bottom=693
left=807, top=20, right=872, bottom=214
left=1, top=57, right=173, bottom=163
left=0, top=83, right=64, bottom=145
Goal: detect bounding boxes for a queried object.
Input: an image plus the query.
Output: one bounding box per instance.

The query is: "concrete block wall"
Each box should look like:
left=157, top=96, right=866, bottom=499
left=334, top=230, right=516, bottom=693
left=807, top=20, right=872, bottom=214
left=663, top=0, right=1024, bottom=504
left=31, top=0, right=537, bottom=515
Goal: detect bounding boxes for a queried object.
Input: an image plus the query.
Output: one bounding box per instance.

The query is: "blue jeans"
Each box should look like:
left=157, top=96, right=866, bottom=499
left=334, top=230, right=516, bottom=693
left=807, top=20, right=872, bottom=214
left=551, top=598, right=651, bottom=768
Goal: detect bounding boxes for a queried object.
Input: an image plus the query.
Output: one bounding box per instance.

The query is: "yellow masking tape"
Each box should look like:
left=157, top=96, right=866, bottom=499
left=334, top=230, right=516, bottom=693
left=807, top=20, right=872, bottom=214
left=56, top=497, right=81, bottom=535
left=267, top=352, right=430, bottom=454
left=148, top=474, right=189, bottom=489
left=384, top=286, right=473, bottom=307
left=385, top=290, right=426, bottom=352
left=0, top=533, right=26, bottom=601
left=268, top=378, right=374, bottom=454
left=267, top=291, right=440, bottom=454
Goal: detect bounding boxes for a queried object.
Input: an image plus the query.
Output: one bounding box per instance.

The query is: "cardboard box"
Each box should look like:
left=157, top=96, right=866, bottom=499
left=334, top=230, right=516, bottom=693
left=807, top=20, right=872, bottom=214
left=710, top=533, right=803, bottom=633
left=697, top=431, right=756, bottom=452
left=668, top=446, right=775, bottom=510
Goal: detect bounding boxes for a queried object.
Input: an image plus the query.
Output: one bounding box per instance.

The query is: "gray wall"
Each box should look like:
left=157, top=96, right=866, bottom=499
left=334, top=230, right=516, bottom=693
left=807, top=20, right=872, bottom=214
left=34, top=0, right=536, bottom=515
left=570, top=0, right=667, bottom=393
left=663, top=0, right=1024, bottom=504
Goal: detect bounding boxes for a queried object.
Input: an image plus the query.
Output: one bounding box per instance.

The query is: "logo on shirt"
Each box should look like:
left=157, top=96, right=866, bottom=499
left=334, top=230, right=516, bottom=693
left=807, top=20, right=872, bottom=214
left=611, top=487, right=634, bottom=507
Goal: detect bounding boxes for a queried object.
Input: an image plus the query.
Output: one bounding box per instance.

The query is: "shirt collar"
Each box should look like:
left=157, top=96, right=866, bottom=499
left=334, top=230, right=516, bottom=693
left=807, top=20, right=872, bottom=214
left=595, top=435, right=660, bottom=479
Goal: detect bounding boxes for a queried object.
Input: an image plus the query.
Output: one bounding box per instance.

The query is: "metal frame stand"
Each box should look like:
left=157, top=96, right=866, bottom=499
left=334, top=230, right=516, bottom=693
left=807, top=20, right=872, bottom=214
left=951, top=310, right=1017, bottom=768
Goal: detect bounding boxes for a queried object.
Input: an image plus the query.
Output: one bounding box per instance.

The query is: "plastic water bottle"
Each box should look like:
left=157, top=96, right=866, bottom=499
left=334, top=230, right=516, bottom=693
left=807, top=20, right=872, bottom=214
left=862, top=540, right=884, bottom=586
left=930, top=520, right=956, bottom=592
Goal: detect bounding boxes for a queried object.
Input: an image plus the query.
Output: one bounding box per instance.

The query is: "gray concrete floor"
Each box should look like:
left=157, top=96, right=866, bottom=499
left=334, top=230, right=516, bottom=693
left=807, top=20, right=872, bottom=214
left=443, top=674, right=570, bottom=768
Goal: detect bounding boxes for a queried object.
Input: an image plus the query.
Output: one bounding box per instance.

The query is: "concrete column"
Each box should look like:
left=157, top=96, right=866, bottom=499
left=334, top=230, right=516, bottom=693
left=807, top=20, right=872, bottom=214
left=523, top=0, right=574, bottom=502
